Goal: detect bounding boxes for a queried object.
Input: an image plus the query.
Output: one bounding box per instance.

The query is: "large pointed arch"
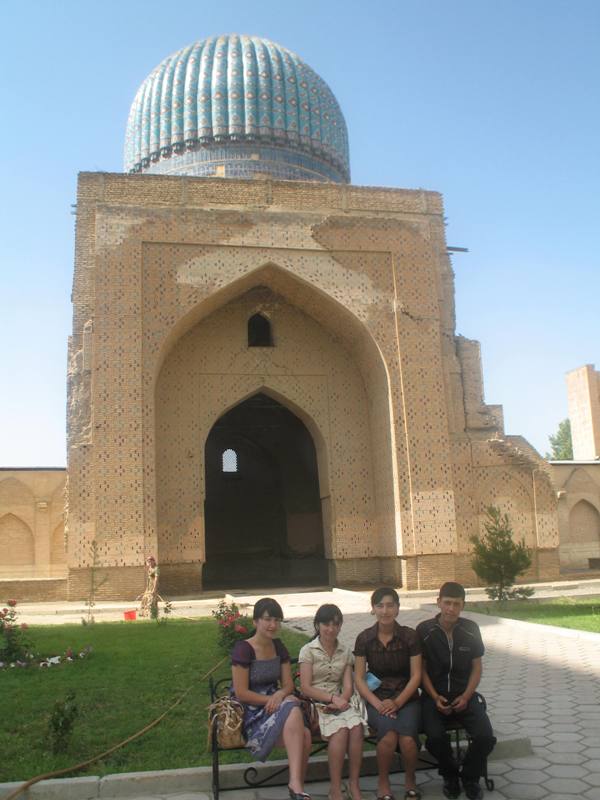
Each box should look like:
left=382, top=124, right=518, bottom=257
left=203, top=391, right=327, bottom=588
left=151, top=270, right=399, bottom=593
left=206, top=383, right=331, bottom=502
left=152, top=260, right=390, bottom=385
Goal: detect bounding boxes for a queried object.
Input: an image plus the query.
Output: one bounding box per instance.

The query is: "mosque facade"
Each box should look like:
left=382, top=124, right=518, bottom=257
left=2, top=35, right=569, bottom=599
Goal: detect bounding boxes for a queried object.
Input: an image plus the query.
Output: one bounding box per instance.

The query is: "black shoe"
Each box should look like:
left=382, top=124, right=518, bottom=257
left=288, top=789, right=311, bottom=800
left=462, top=781, right=482, bottom=800
left=443, top=776, right=461, bottom=799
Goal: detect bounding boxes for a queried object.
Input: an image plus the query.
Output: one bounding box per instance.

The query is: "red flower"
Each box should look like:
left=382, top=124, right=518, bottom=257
left=7, top=600, right=17, bottom=607
left=234, top=624, right=248, bottom=634
left=20, top=623, right=28, bottom=630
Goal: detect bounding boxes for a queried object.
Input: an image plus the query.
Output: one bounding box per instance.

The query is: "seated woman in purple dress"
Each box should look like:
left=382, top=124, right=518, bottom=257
left=232, top=597, right=312, bottom=800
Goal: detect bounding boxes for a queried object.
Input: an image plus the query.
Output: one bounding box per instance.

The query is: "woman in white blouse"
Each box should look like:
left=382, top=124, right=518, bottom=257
left=299, top=604, right=367, bottom=800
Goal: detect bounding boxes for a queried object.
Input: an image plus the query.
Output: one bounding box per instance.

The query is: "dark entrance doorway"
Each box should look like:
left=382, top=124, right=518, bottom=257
left=203, top=393, right=327, bottom=589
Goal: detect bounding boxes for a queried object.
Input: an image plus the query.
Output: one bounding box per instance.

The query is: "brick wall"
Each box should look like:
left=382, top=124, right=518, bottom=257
left=63, top=172, right=561, bottom=595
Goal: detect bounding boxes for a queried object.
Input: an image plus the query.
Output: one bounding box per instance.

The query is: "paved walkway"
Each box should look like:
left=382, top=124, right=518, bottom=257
left=14, top=577, right=600, bottom=625
left=5, top=583, right=600, bottom=800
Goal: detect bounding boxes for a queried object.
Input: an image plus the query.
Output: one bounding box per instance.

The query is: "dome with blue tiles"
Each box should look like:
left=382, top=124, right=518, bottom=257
left=124, top=34, right=350, bottom=183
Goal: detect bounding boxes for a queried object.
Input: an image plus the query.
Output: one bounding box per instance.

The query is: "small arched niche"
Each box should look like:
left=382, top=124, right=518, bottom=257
left=0, top=513, right=34, bottom=568
left=247, top=313, right=273, bottom=347
left=561, top=498, right=600, bottom=569
left=568, top=500, right=600, bottom=544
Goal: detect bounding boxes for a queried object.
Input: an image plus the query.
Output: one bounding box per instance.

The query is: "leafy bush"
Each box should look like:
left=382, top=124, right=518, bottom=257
left=212, top=600, right=253, bottom=653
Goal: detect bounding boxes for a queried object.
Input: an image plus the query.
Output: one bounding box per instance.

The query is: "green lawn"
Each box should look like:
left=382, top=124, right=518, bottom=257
left=0, top=619, right=308, bottom=783
left=467, top=595, right=600, bottom=633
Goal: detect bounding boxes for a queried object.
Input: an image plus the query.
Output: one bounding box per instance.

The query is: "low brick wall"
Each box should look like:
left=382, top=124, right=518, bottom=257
left=0, top=578, right=67, bottom=601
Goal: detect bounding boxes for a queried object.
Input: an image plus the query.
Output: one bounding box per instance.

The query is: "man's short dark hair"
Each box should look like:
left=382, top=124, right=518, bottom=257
left=253, top=597, right=284, bottom=621
left=438, top=581, right=466, bottom=601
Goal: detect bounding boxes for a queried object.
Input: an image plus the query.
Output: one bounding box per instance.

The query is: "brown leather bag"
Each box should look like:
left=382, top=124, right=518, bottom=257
left=208, top=696, right=246, bottom=749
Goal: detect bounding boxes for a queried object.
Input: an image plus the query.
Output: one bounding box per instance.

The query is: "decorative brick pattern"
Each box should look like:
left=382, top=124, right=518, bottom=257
left=64, top=172, right=561, bottom=597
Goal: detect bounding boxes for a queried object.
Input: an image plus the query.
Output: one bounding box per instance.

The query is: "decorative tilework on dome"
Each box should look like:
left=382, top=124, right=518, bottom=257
left=124, top=34, right=350, bottom=182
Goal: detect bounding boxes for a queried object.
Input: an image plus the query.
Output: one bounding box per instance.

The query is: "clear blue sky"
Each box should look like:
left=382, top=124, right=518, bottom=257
left=1, top=0, right=598, bottom=466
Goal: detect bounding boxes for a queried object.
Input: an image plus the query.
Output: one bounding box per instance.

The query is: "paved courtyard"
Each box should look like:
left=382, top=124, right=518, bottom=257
left=287, top=597, right=600, bottom=800
left=3, top=585, right=600, bottom=800
left=140, top=590, right=600, bottom=800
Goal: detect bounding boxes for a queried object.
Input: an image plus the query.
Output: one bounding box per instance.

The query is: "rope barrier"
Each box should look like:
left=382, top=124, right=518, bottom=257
left=4, top=655, right=228, bottom=800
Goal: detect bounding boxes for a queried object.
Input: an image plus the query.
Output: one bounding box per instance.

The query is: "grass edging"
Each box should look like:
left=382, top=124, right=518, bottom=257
left=463, top=609, right=600, bottom=640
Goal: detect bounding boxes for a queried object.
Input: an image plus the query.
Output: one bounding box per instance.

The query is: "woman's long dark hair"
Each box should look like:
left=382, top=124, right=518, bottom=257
left=252, top=597, right=284, bottom=621
left=312, top=603, right=343, bottom=638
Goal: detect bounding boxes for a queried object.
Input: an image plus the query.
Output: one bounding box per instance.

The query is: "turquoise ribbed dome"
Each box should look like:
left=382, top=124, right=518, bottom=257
left=124, top=34, right=350, bottom=182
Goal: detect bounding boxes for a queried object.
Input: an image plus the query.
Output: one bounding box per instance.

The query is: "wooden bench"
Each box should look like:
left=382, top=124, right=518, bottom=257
left=208, top=662, right=494, bottom=799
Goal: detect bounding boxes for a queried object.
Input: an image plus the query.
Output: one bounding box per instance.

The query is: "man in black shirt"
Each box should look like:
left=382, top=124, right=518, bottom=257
left=416, top=582, right=496, bottom=800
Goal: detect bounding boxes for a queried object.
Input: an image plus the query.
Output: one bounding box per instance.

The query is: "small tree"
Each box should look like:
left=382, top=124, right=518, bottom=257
left=48, top=691, right=78, bottom=753
left=546, top=418, right=573, bottom=460
left=0, top=600, right=31, bottom=663
left=470, top=507, right=534, bottom=602
left=82, top=540, right=108, bottom=625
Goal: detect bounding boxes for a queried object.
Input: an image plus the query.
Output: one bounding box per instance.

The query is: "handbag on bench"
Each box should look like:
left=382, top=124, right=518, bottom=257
left=208, top=695, right=246, bottom=749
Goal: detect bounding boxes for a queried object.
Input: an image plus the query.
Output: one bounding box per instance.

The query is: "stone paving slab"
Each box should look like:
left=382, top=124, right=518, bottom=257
left=282, top=603, right=600, bottom=800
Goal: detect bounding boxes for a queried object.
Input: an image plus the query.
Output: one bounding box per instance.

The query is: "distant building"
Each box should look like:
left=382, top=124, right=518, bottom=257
left=567, top=365, right=600, bottom=460
left=549, top=364, right=600, bottom=571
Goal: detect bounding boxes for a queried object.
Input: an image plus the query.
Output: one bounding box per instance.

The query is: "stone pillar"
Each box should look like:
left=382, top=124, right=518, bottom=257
left=34, top=500, right=51, bottom=578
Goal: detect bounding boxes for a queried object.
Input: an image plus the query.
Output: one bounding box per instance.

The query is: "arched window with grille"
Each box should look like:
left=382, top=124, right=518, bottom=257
left=222, top=448, right=238, bottom=473
left=248, top=313, right=273, bottom=347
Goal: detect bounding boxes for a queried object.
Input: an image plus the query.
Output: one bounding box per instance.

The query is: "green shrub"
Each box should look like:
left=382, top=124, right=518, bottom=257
left=470, top=506, right=534, bottom=602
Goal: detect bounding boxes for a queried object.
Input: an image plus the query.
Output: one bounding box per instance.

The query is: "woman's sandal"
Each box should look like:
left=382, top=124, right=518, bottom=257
left=344, top=783, right=361, bottom=800
left=288, top=789, right=311, bottom=800
left=376, top=795, right=395, bottom=800
left=404, top=791, right=422, bottom=800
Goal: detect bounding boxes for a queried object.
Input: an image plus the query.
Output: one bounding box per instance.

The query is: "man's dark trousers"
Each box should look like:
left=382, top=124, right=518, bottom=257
left=422, top=693, right=496, bottom=782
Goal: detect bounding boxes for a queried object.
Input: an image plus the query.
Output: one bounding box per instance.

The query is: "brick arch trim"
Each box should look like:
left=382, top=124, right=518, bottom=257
left=151, top=260, right=390, bottom=385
